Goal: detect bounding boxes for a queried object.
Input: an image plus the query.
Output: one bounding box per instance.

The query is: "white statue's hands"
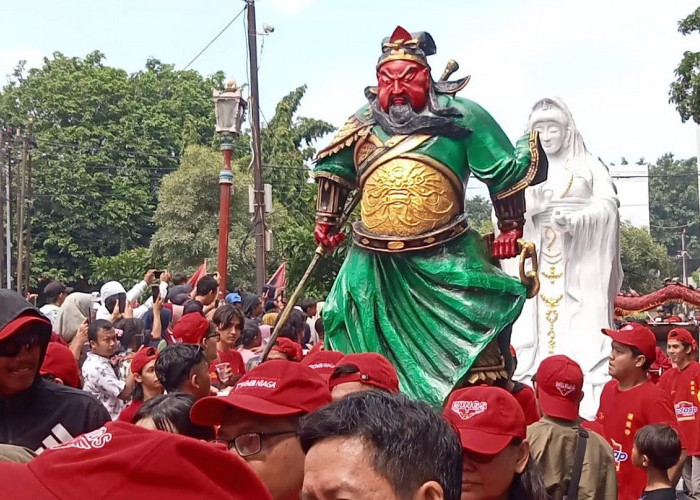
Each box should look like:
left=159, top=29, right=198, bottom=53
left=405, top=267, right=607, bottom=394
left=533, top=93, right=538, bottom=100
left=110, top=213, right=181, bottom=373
left=552, top=210, right=573, bottom=233
left=527, top=188, right=554, bottom=215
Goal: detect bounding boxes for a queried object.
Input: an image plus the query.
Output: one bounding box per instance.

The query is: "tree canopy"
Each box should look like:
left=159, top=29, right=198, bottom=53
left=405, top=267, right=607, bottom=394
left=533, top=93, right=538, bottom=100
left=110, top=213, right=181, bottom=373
left=670, top=6, right=700, bottom=123
left=0, top=51, right=224, bottom=283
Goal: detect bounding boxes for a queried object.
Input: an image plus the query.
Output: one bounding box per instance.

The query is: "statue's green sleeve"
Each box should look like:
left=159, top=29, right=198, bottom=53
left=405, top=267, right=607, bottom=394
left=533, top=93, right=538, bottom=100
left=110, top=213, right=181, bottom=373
left=460, top=99, right=540, bottom=200
left=313, top=146, right=357, bottom=187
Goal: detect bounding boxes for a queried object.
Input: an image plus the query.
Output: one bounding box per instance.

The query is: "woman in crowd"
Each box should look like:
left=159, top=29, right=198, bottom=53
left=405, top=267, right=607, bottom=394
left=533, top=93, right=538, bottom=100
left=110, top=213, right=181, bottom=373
left=443, top=386, right=547, bottom=500
left=236, top=319, right=263, bottom=365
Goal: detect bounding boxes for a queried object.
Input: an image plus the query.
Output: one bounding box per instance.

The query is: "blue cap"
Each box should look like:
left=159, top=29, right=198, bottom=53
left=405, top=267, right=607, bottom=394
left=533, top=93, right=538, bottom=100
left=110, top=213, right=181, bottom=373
left=225, top=292, right=242, bottom=304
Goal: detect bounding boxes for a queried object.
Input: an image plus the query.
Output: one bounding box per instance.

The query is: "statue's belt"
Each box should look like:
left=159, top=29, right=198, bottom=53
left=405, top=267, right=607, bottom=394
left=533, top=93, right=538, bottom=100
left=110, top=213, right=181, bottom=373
left=352, top=214, right=469, bottom=253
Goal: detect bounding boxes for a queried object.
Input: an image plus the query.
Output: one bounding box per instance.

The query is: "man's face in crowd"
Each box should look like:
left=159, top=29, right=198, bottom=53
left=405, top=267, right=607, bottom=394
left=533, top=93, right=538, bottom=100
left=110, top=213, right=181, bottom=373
left=460, top=442, right=529, bottom=500
left=302, top=436, right=404, bottom=500
left=91, top=327, right=118, bottom=358
left=0, top=328, right=41, bottom=397
left=252, top=302, right=264, bottom=318
left=667, top=339, right=691, bottom=366
left=330, top=381, right=374, bottom=402
left=217, top=318, right=243, bottom=347
left=219, top=410, right=304, bottom=500
left=135, top=359, right=162, bottom=392
left=608, top=340, right=644, bottom=379
left=201, top=291, right=217, bottom=306
left=377, top=60, right=431, bottom=113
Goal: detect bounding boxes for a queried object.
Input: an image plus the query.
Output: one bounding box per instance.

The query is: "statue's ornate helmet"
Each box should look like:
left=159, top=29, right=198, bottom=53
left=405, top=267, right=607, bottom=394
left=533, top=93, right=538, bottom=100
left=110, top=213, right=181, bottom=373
left=377, top=26, right=436, bottom=70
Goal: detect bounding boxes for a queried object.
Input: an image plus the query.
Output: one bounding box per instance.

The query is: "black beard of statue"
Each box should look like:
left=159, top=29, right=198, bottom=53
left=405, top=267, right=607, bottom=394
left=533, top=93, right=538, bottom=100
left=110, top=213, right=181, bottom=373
left=368, top=85, right=471, bottom=139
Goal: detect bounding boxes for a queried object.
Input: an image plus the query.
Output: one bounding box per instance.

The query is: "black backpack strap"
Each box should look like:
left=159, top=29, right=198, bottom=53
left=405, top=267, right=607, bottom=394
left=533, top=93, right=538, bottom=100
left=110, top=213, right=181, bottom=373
left=566, top=427, right=589, bottom=500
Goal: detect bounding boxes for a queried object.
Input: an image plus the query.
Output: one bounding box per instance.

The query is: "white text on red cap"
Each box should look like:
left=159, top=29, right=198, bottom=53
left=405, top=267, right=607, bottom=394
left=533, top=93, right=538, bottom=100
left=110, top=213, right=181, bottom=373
left=451, top=400, right=487, bottom=420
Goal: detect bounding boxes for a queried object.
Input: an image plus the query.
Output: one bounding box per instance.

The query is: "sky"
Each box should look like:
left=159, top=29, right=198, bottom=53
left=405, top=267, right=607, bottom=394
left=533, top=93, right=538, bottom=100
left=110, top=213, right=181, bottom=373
left=1, top=0, right=699, bottom=208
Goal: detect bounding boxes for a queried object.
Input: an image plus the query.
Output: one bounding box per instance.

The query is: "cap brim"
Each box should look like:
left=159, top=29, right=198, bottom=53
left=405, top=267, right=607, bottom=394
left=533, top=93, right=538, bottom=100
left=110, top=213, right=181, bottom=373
left=456, top=428, right=513, bottom=455
left=601, top=328, right=656, bottom=362
left=0, top=315, right=51, bottom=342
left=538, top=389, right=578, bottom=421
left=191, top=394, right=303, bottom=426
left=65, top=287, right=74, bottom=294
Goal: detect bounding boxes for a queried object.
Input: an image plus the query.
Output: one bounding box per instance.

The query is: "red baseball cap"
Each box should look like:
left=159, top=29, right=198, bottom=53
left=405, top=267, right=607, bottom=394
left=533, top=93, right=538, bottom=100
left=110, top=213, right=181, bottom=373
left=0, top=314, right=51, bottom=342
left=40, top=342, right=81, bottom=389
left=191, top=360, right=332, bottom=425
left=668, top=328, right=697, bottom=351
left=271, top=337, right=302, bottom=362
left=535, top=355, right=583, bottom=421
left=329, top=352, right=400, bottom=393
left=172, top=313, right=212, bottom=345
left=602, top=323, right=657, bottom=362
left=130, top=346, right=159, bottom=374
left=0, top=421, right=272, bottom=500
left=443, top=386, right=526, bottom=455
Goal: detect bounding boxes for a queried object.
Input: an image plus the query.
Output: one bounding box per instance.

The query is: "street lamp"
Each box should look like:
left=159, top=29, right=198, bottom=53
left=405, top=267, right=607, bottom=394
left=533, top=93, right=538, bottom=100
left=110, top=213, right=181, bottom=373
left=213, top=79, right=248, bottom=295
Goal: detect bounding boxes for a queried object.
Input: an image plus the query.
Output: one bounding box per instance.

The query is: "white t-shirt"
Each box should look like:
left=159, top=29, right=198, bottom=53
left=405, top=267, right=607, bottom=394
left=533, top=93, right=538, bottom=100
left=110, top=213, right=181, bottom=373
left=82, top=352, right=125, bottom=420
left=39, top=304, right=60, bottom=329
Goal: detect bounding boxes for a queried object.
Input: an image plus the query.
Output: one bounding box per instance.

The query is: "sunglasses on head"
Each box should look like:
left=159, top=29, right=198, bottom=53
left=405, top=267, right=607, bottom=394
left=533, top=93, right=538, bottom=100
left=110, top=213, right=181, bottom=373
left=0, top=331, right=41, bottom=357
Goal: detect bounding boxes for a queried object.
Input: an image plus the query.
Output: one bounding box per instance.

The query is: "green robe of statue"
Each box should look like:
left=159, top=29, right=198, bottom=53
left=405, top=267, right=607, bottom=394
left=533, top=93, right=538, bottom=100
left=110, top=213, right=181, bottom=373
left=314, top=94, right=540, bottom=408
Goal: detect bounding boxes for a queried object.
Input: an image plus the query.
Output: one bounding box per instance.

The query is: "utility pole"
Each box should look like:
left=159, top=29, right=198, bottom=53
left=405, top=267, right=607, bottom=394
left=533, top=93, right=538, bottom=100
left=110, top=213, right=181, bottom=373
left=16, top=128, right=26, bottom=294
left=247, top=0, right=267, bottom=294
left=0, top=130, right=5, bottom=287
left=6, top=132, right=14, bottom=289
left=24, top=117, right=33, bottom=294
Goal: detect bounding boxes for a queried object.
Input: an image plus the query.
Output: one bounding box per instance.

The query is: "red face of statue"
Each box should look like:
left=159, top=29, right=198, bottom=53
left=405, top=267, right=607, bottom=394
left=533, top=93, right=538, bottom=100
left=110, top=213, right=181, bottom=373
left=377, top=60, right=431, bottom=113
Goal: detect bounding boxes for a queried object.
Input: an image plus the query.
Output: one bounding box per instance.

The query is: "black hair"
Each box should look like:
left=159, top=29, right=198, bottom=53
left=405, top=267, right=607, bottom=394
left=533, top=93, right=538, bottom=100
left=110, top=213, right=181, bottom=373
left=635, top=424, right=681, bottom=471
left=299, top=298, right=317, bottom=314
left=104, top=293, right=126, bottom=315
left=172, top=293, right=190, bottom=306
left=172, top=273, right=188, bottom=286
left=155, top=344, right=207, bottom=393
left=241, top=292, right=262, bottom=318
left=213, top=304, right=244, bottom=330
left=314, top=317, right=325, bottom=337
left=46, top=291, right=62, bottom=304
left=277, top=309, right=306, bottom=343
left=264, top=301, right=277, bottom=313
left=630, top=346, right=654, bottom=371
left=329, top=363, right=361, bottom=382
left=504, top=438, right=548, bottom=500
left=88, top=319, right=114, bottom=343
left=237, top=319, right=261, bottom=348
left=299, top=391, right=462, bottom=500
left=132, top=393, right=214, bottom=440
left=195, top=276, right=218, bottom=297
left=114, top=318, right=144, bottom=351
left=182, top=299, right=204, bottom=315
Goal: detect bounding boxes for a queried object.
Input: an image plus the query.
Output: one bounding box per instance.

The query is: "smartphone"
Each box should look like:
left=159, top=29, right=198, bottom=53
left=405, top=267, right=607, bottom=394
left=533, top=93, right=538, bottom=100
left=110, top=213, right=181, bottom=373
left=154, top=270, right=164, bottom=280
left=118, top=293, right=127, bottom=314
left=151, top=285, right=160, bottom=302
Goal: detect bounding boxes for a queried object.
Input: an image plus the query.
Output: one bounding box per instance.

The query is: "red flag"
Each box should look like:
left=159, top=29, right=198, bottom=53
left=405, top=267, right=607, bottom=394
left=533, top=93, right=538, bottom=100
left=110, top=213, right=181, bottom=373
left=187, top=260, right=207, bottom=286
left=267, top=262, right=286, bottom=290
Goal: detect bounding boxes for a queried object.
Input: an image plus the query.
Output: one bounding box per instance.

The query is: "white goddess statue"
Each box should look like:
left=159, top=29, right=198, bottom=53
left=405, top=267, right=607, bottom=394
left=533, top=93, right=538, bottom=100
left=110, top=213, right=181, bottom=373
left=507, top=97, right=623, bottom=418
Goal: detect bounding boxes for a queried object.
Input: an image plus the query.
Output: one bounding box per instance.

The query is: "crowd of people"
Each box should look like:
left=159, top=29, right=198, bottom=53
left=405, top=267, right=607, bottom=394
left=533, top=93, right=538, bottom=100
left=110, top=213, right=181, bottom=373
left=1, top=270, right=700, bottom=499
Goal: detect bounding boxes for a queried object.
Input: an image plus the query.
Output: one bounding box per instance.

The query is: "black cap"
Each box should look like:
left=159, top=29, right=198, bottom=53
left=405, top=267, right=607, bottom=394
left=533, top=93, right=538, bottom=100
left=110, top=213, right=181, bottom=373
left=44, top=281, right=73, bottom=298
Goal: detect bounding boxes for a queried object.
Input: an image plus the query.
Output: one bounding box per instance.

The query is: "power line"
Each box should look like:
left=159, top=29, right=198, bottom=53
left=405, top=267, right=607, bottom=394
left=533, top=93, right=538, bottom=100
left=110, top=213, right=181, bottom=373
left=182, top=5, right=247, bottom=70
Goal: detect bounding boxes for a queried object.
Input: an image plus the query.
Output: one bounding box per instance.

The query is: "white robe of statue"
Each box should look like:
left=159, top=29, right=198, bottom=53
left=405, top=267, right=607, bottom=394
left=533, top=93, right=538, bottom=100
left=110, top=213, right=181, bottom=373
left=505, top=97, right=623, bottom=419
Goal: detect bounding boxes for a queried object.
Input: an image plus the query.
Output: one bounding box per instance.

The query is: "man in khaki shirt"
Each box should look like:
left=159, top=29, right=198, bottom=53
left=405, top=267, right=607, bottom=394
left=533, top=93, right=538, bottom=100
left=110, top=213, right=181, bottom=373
left=527, top=355, right=617, bottom=500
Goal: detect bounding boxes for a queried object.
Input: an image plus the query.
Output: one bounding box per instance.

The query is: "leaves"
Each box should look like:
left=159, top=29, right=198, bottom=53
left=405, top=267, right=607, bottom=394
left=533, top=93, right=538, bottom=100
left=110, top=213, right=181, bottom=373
left=670, top=7, right=700, bottom=123
left=620, top=222, right=675, bottom=293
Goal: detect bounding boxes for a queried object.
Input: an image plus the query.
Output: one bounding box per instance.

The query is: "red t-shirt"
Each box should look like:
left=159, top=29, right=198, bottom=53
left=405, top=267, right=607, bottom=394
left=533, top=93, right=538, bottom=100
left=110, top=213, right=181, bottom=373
left=117, top=400, right=143, bottom=424
left=596, top=379, right=679, bottom=500
left=658, top=361, right=700, bottom=456
left=209, top=349, right=246, bottom=383
left=510, top=382, right=541, bottom=425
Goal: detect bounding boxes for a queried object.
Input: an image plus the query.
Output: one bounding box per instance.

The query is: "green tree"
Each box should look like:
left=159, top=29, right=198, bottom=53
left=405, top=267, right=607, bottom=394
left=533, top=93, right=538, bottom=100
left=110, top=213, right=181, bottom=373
left=670, top=6, right=700, bottom=123
left=0, top=51, right=224, bottom=282
left=620, top=223, right=675, bottom=293
left=465, top=195, right=494, bottom=234
left=648, top=154, right=699, bottom=273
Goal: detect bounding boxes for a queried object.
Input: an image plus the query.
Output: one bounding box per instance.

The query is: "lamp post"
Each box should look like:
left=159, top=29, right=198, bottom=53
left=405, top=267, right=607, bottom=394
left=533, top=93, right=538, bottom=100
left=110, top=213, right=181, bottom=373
left=213, top=79, right=247, bottom=296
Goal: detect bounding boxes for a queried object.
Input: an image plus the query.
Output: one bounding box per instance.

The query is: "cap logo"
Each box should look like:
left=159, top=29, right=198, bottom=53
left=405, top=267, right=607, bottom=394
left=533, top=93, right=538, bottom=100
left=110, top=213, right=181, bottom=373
left=308, top=362, right=335, bottom=370
left=555, top=381, right=576, bottom=396
left=236, top=378, right=278, bottom=390
left=53, top=426, right=112, bottom=451
left=621, top=324, right=635, bottom=331
left=451, top=400, right=487, bottom=420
